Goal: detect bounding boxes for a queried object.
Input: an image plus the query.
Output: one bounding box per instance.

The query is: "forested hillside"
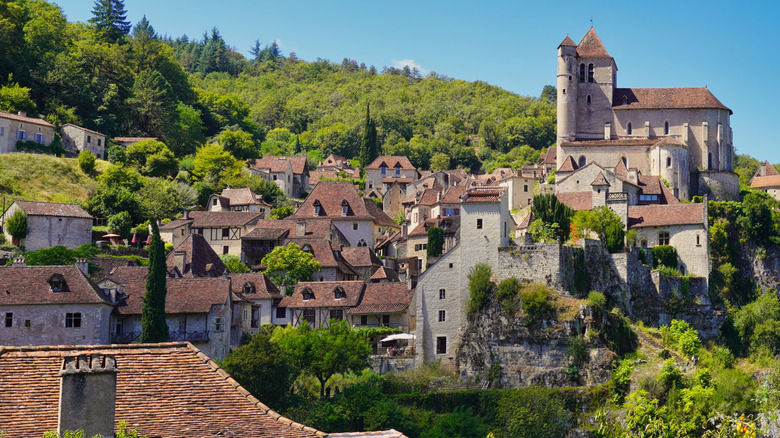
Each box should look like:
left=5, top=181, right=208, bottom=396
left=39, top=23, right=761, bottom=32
left=0, top=0, right=555, bottom=173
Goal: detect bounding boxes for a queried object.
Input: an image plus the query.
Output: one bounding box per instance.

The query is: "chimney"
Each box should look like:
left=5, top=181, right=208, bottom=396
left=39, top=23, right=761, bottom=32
left=58, top=354, right=118, bottom=438
left=17, top=111, right=26, bottom=117
left=12, top=256, right=25, bottom=267
left=183, top=210, right=190, bottom=220
left=296, top=220, right=306, bottom=237
left=75, top=259, right=89, bottom=276
left=173, top=250, right=186, bottom=274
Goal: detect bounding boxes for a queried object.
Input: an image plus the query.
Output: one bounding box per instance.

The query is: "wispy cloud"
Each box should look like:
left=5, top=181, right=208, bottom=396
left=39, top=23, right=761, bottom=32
left=391, top=58, right=427, bottom=74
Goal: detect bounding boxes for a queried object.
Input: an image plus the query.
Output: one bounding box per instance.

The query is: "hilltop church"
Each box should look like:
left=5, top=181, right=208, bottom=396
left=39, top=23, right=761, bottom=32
left=555, top=28, right=738, bottom=200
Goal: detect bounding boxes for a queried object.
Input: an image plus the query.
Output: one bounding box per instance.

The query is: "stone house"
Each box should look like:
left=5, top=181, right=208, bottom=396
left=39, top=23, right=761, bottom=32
left=0, top=111, right=55, bottom=154
left=0, top=260, right=114, bottom=346
left=628, top=203, right=710, bottom=278
left=341, top=246, right=383, bottom=281
left=750, top=161, right=780, bottom=201
left=404, top=188, right=441, bottom=231
left=250, top=156, right=309, bottom=198
left=281, top=281, right=366, bottom=328
left=349, top=282, right=414, bottom=331
left=187, top=210, right=264, bottom=257
left=382, top=181, right=407, bottom=221
left=556, top=28, right=738, bottom=200
left=2, top=200, right=93, bottom=251
left=158, top=216, right=194, bottom=249
left=110, top=276, right=233, bottom=360
left=497, top=171, right=537, bottom=211
left=207, top=187, right=271, bottom=217
left=415, top=187, right=512, bottom=365
left=166, top=233, right=227, bottom=278
left=365, top=156, right=418, bottom=193
left=229, top=272, right=282, bottom=342
left=0, top=343, right=325, bottom=437
left=60, top=123, right=106, bottom=159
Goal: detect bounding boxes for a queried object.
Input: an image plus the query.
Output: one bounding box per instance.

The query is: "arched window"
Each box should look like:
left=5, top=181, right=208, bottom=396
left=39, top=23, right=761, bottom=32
left=627, top=122, right=632, bottom=135
left=341, top=200, right=350, bottom=217
left=708, top=153, right=713, bottom=169
left=586, top=94, right=592, bottom=106
left=302, top=288, right=314, bottom=301
left=587, top=63, right=594, bottom=82
left=578, top=156, right=587, bottom=167
left=622, top=157, right=627, bottom=167
left=313, top=200, right=322, bottom=216
left=664, top=121, right=670, bottom=135
left=579, top=63, right=585, bottom=82
left=334, top=287, right=346, bottom=299
left=357, top=239, right=367, bottom=247
left=622, top=96, right=628, bottom=105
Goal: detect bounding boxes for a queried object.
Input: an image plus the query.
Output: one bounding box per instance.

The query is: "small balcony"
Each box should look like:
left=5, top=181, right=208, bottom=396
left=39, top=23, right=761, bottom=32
left=111, top=330, right=210, bottom=344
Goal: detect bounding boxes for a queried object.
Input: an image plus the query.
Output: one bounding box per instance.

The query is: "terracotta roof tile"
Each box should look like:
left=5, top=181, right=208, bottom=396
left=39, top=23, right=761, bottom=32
left=751, top=175, right=780, bottom=189
left=558, top=155, right=578, bottom=172
left=576, top=27, right=612, bottom=58
left=341, top=246, right=381, bottom=268
left=349, top=283, right=411, bottom=315
left=614, top=158, right=628, bottom=178
left=188, top=211, right=263, bottom=228
left=251, top=156, right=294, bottom=174
left=541, top=147, right=557, bottom=164
left=363, top=197, right=399, bottom=228
left=117, top=277, right=231, bottom=315
left=286, top=281, right=365, bottom=308
left=166, top=234, right=227, bottom=278
left=11, top=200, right=92, bottom=219
left=0, top=111, right=54, bottom=127
left=0, top=343, right=323, bottom=437
left=0, top=265, right=111, bottom=306
left=460, top=187, right=504, bottom=203
left=591, top=171, right=610, bottom=186
left=159, top=217, right=193, bottom=230
left=366, top=156, right=415, bottom=171
left=230, top=272, right=281, bottom=299
left=369, top=266, right=400, bottom=282
left=215, top=187, right=271, bottom=208
left=627, top=204, right=706, bottom=228
left=613, top=87, right=730, bottom=113
left=558, top=35, right=577, bottom=48
left=760, top=161, right=779, bottom=177
left=89, top=256, right=139, bottom=280
left=292, top=240, right=339, bottom=268
left=556, top=192, right=592, bottom=211
left=289, top=181, right=373, bottom=220
left=382, top=177, right=414, bottom=184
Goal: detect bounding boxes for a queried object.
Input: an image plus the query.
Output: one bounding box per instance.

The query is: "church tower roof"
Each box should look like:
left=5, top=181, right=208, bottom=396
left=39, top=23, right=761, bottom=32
left=591, top=171, right=611, bottom=187
left=576, top=27, right=612, bottom=58
left=558, top=35, right=577, bottom=48
left=558, top=155, right=579, bottom=172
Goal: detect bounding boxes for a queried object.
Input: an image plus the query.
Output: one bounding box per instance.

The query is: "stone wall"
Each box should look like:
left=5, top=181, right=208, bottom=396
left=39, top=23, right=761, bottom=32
left=698, top=170, right=739, bottom=201
left=0, top=303, right=112, bottom=346
left=24, top=215, right=93, bottom=251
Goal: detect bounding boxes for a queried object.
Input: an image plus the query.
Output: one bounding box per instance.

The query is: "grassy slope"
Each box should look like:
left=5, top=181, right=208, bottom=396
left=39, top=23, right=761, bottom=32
left=0, top=153, right=110, bottom=206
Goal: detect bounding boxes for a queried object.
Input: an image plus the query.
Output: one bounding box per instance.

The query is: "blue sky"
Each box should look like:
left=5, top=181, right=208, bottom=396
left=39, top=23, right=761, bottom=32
left=54, top=0, right=777, bottom=162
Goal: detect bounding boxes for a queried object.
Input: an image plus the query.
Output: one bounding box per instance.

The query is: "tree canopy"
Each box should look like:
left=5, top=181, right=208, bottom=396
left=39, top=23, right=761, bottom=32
left=261, top=243, right=321, bottom=291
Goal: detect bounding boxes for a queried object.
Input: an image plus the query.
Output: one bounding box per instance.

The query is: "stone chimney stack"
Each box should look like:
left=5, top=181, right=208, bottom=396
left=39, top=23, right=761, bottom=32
left=296, top=220, right=306, bottom=237
left=12, top=256, right=25, bottom=267
left=173, top=250, right=186, bottom=274
left=75, top=259, right=89, bottom=276
left=58, top=354, right=118, bottom=438
left=17, top=110, right=26, bottom=117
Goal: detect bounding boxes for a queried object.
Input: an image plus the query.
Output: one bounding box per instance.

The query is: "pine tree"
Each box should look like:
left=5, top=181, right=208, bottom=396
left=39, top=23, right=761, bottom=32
left=359, top=103, right=378, bottom=171
left=140, top=220, right=169, bottom=343
left=90, top=0, right=131, bottom=43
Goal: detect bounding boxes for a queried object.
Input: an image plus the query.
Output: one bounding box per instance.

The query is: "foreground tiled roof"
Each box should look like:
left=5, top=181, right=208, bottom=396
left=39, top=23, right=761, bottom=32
left=0, top=343, right=324, bottom=437
left=117, top=277, right=231, bottom=315
left=556, top=192, right=592, bottom=211
left=166, top=234, right=227, bottom=278
left=289, top=181, right=373, bottom=220
left=348, top=282, right=411, bottom=315
left=366, top=156, right=415, bottom=171
left=330, top=430, right=407, bottom=438
left=576, top=27, right=612, bottom=58
left=0, top=110, right=54, bottom=127
left=613, top=87, right=730, bottom=113
left=627, top=204, right=706, bottom=228
left=188, top=211, right=264, bottom=228
left=284, top=281, right=365, bottom=308
left=0, top=265, right=111, bottom=306
left=11, top=200, right=92, bottom=219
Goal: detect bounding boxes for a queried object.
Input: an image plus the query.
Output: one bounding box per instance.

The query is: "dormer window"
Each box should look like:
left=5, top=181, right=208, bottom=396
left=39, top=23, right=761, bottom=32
left=622, top=96, right=628, bottom=105
left=48, top=274, right=68, bottom=292
left=313, top=200, right=322, bottom=216
left=302, top=288, right=314, bottom=301
left=302, top=244, right=313, bottom=254
left=341, top=200, right=350, bottom=216
left=381, top=165, right=387, bottom=175
left=243, top=282, right=256, bottom=294
left=394, top=162, right=402, bottom=175
left=334, top=287, right=346, bottom=299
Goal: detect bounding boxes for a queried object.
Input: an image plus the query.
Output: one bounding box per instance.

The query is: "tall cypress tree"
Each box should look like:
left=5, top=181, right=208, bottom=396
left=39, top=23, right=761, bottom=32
left=140, top=220, right=169, bottom=343
left=359, top=103, right=378, bottom=171
left=90, top=0, right=131, bottom=43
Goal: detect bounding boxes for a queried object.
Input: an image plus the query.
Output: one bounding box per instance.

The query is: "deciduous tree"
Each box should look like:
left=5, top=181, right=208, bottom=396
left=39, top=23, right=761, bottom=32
left=261, top=243, right=321, bottom=291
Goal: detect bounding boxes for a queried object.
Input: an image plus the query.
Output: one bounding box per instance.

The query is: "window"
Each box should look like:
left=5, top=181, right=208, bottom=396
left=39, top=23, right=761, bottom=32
left=578, top=156, right=586, bottom=167
left=436, top=336, right=447, bottom=354
left=214, top=317, right=223, bottom=331
left=33, top=133, right=44, bottom=143
left=302, top=288, right=314, bottom=301
left=368, top=180, right=373, bottom=188
left=98, top=139, right=102, bottom=146
left=273, top=175, right=277, bottom=180
left=627, top=122, right=632, bottom=135
left=622, top=157, right=627, bottom=167
left=438, top=310, right=446, bottom=322
left=381, top=166, right=386, bottom=175
left=664, top=121, right=670, bottom=135
left=212, top=198, right=218, bottom=206
left=641, top=239, right=648, bottom=248
left=65, top=312, right=81, bottom=328
left=223, top=246, right=229, bottom=255
left=87, top=135, right=91, bottom=143
left=666, top=157, right=672, bottom=168
left=588, top=63, right=594, bottom=82
left=313, top=200, right=322, bottom=216
left=222, top=228, right=230, bottom=238
left=24, top=320, right=30, bottom=327
left=449, top=263, right=453, bottom=269
left=361, top=315, right=368, bottom=325
left=303, top=309, right=315, bottom=325
left=658, top=232, right=670, bottom=246
left=524, top=184, right=528, bottom=192
left=395, top=167, right=400, bottom=175
left=353, top=222, right=358, bottom=231
left=342, top=206, right=348, bottom=216
left=330, top=309, right=343, bottom=321
left=276, top=307, right=287, bottom=319
left=16, top=130, right=26, bottom=140
left=5, top=312, right=12, bottom=328
left=579, top=63, right=585, bottom=82
left=639, top=194, right=659, bottom=202
left=334, top=287, right=346, bottom=299
left=382, top=314, right=390, bottom=325
left=477, top=218, right=483, bottom=229
left=622, top=96, right=628, bottom=105
left=696, top=235, right=700, bottom=246
left=586, top=94, right=592, bottom=105
left=0, top=127, right=4, bottom=136
left=439, top=289, right=446, bottom=300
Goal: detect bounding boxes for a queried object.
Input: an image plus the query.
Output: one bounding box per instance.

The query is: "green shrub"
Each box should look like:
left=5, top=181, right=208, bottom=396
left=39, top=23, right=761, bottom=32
left=519, top=284, right=553, bottom=322
left=604, top=221, right=625, bottom=253
left=77, top=149, right=96, bottom=173
left=107, top=211, right=133, bottom=239
left=652, top=245, right=678, bottom=269
left=610, top=360, right=634, bottom=402
left=467, top=264, right=493, bottom=315
left=587, top=291, right=606, bottom=316
left=492, top=386, right=571, bottom=438
left=660, top=319, right=700, bottom=356
left=710, top=346, right=735, bottom=369
left=567, top=335, right=588, bottom=365
left=496, top=277, right=521, bottom=315
left=5, top=209, right=28, bottom=244
left=658, top=358, right=683, bottom=390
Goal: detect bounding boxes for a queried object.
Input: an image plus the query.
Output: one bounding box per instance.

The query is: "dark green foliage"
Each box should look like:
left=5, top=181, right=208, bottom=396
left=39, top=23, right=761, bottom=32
left=567, top=335, right=588, bottom=365
left=519, top=284, right=553, bottom=322
left=531, top=194, right=573, bottom=241
left=140, top=220, right=169, bottom=343
left=587, top=291, right=606, bottom=316
left=496, top=277, right=521, bottom=315
left=90, top=0, right=131, bottom=43
left=600, top=308, right=637, bottom=356
left=426, top=226, right=443, bottom=259
left=604, top=221, right=625, bottom=253
left=733, top=292, right=780, bottom=355
left=466, top=263, right=493, bottom=315
left=652, top=245, right=678, bottom=269
left=359, top=103, right=378, bottom=171
left=420, top=408, right=488, bottom=438
left=128, top=70, right=179, bottom=143
left=77, top=150, right=96, bottom=173
left=107, top=211, right=132, bottom=239
left=737, top=192, right=774, bottom=241
left=571, top=247, right=587, bottom=294
left=492, top=386, right=571, bottom=438
left=5, top=209, right=28, bottom=243
left=220, top=325, right=297, bottom=408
